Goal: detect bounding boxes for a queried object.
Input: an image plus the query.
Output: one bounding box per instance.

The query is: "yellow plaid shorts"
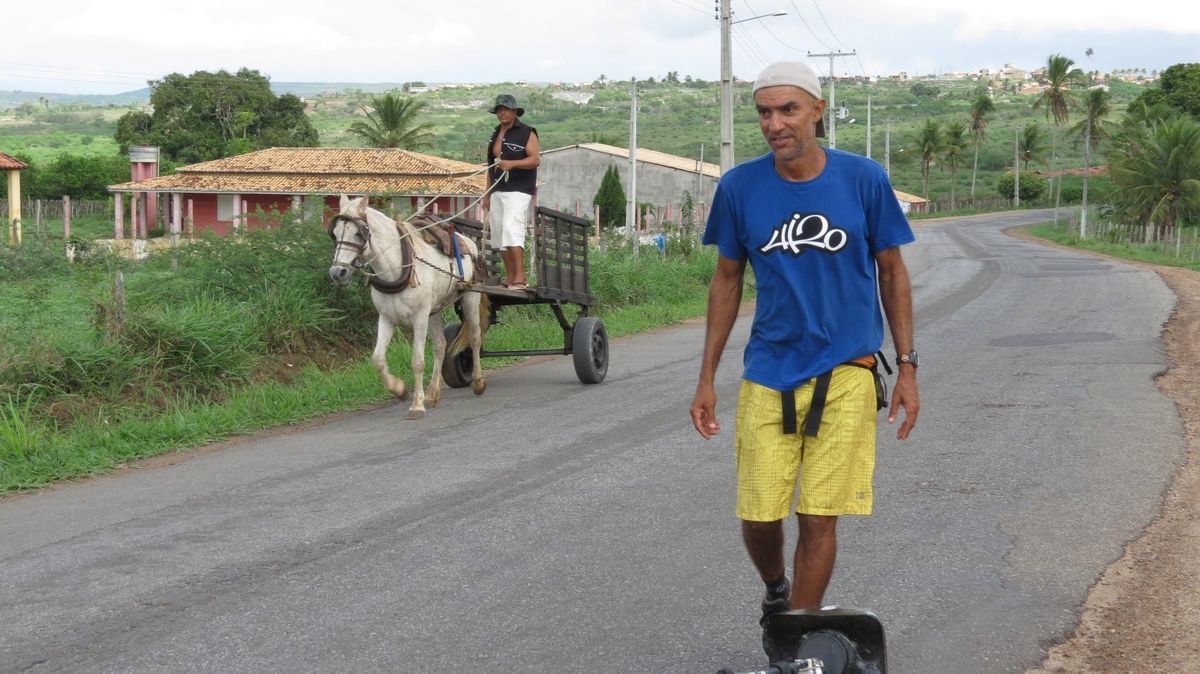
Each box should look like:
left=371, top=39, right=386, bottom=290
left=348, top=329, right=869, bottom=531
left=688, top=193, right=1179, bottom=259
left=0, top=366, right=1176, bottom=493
left=734, top=365, right=877, bottom=521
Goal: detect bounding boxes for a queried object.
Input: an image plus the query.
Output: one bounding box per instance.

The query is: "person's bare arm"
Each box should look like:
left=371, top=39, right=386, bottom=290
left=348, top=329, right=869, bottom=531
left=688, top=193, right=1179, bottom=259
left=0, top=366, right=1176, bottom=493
left=876, top=246, right=919, bottom=440
left=690, top=254, right=747, bottom=439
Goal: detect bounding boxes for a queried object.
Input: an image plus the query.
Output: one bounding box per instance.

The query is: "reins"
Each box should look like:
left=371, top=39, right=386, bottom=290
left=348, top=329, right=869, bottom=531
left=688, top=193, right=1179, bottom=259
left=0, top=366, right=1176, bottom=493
left=328, top=159, right=512, bottom=290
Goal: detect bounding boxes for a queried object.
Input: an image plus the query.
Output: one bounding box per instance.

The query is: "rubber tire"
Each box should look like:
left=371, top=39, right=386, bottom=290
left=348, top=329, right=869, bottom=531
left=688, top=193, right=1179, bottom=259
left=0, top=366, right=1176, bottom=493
left=572, top=316, right=608, bottom=384
left=441, top=323, right=474, bottom=389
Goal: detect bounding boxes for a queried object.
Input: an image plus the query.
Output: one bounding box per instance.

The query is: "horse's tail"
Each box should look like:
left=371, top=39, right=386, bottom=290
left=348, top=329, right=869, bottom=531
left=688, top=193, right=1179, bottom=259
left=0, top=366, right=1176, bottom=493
left=448, top=294, right=490, bottom=358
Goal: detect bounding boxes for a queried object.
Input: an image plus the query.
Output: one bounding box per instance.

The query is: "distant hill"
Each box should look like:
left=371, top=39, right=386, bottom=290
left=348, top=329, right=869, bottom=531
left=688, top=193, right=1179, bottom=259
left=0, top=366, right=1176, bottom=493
left=0, top=88, right=152, bottom=109
left=0, top=82, right=421, bottom=110
left=270, top=82, right=410, bottom=97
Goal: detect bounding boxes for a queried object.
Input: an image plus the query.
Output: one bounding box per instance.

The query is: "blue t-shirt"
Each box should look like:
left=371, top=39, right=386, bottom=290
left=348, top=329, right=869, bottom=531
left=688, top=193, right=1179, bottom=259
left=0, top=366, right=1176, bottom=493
left=703, top=148, right=914, bottom=391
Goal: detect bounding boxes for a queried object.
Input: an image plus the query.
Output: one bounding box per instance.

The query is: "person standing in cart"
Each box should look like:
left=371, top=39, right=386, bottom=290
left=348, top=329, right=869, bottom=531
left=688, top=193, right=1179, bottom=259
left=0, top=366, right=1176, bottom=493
left=688, top=61, right=920, bottom=650
left=484, top=93, right=540, bottom=289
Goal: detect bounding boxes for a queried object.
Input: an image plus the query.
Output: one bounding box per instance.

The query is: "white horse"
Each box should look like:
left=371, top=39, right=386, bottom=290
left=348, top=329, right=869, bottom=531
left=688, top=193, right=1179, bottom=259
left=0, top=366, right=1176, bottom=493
left=328, top=195, right=488, bottom=418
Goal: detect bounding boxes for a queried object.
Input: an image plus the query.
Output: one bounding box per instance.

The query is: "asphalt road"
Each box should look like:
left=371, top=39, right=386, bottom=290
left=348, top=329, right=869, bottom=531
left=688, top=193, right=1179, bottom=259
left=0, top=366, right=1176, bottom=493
left=0, top=209, right=1185, bottom=674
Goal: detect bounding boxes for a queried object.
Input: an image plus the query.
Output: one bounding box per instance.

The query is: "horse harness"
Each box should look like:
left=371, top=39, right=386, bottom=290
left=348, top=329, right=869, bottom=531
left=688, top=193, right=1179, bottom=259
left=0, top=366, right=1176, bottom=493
left=328, top=213, right=471, bottom=294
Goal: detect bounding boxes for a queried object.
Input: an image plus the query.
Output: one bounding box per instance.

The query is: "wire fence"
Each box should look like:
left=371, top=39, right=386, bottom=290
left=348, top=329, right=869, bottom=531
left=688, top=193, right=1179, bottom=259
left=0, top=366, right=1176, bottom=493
left=0, top=198, right=111, bottom=222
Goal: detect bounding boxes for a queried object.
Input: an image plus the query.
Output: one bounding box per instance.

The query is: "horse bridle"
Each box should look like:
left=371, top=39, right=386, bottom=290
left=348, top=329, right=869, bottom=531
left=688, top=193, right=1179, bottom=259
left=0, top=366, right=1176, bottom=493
left=328, top=214, right=371, bottom=271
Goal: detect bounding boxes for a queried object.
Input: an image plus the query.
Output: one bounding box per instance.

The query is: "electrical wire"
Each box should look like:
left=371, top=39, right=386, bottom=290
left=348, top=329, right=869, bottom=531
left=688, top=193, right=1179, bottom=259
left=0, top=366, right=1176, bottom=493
left=740, top=0, right=805, bottom=53
left=664, top=0, right=711, bottom=16
left=731, top=26, right=768, bottom=70
left=810, top=0, right=854, bottom=52
left=785, top=0, right=834, bottom=51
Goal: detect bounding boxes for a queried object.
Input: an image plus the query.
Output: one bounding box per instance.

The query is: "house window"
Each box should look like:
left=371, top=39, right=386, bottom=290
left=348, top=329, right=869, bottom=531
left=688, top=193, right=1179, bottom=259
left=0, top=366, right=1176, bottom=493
left=217, top=194, right=235, bottom=221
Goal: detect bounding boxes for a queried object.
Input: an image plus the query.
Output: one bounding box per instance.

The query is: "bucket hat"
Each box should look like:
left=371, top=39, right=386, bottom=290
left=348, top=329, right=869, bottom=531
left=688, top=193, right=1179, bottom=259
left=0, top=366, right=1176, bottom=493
left=488, top=93, right=525, bottom=117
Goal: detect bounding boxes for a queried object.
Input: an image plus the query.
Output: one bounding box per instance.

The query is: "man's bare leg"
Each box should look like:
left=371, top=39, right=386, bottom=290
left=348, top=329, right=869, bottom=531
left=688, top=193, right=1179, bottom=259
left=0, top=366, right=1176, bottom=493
left=742, top=519, right=786, bottom=582
left=791, top=514, right=838, bottom=608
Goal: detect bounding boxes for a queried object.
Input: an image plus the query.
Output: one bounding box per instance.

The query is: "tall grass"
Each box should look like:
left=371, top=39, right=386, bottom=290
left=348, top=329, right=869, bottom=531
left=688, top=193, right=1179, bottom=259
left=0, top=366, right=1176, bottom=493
left=0, top=224, right=733, bottom=493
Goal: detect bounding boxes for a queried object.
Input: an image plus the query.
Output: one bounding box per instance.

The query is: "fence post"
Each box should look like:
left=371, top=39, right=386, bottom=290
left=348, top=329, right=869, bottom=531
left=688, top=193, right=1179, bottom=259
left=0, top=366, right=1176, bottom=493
left=186, top=199, right=194, bottom=239
left=114, top=193, right=124, bottom=239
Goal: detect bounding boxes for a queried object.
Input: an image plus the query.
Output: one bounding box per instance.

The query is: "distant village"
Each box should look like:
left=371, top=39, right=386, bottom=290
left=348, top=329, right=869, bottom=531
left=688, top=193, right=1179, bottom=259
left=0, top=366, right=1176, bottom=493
left=398, top=63, right=1159, bottom=97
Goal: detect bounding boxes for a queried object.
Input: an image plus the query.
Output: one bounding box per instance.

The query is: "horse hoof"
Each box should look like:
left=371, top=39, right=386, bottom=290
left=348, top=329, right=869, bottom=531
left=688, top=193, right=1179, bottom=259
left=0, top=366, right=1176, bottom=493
left=407, top=408, right=425, bottom=420
left=473, top=380, right=487, bottom=396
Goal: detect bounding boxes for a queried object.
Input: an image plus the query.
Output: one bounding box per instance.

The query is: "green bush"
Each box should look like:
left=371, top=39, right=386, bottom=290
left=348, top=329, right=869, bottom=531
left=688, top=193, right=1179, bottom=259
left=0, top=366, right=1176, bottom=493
left=996, top=172, right=1047, bottom=201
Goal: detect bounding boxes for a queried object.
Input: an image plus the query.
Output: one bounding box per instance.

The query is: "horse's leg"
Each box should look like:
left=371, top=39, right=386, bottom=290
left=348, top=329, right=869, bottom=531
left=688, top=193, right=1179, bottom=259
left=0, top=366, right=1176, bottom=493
left=461, top=293, right=487, bottom=396
left=407, top=312, right=429, bottom=419
left=373, top=315, right=409, bottom=400
left=426, top=309, right=446, bottom=409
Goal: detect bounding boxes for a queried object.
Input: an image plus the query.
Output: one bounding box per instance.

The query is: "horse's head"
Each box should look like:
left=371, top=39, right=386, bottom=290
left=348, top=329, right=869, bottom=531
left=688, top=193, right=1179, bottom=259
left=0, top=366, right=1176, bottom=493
left=328, top=195, right=372, bottom=286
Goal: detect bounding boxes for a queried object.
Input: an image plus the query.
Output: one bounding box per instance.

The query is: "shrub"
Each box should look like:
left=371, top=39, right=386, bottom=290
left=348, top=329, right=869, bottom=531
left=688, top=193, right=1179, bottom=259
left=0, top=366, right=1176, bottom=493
left=996, top=172, right=1047, bottom=201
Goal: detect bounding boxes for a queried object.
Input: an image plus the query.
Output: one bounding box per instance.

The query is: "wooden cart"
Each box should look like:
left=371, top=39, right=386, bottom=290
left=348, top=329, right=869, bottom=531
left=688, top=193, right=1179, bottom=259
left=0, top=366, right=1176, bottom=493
left=441, top=206, right=609, bottom=386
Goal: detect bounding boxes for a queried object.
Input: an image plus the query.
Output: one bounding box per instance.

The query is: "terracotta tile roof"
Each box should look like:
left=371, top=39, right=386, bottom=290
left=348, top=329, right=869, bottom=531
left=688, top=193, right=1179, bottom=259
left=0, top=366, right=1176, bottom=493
left=109, top=147, right=487, bottom=195
left=0, top=152, right=29, bottom=170
left=543, top=143, right=720, bottom=178
left=892, top=189, right=928, bottom=204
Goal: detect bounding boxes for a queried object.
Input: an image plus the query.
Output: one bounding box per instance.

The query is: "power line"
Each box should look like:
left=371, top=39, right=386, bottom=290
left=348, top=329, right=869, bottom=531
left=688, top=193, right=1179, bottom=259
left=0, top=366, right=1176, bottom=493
left=740, top=0, right=805, bottom=53
left=785, top=0, right=834, bottom=51
left=731, top=26, right=769, bottom=70
left=810, top=0, right=854, bottom=52
left=664, top=0, right=711, bottom=16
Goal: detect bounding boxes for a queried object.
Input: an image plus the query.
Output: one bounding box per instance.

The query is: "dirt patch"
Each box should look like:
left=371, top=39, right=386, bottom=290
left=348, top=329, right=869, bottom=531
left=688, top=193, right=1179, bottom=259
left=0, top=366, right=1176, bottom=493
left=1010, top=229, right=1200, bottom=673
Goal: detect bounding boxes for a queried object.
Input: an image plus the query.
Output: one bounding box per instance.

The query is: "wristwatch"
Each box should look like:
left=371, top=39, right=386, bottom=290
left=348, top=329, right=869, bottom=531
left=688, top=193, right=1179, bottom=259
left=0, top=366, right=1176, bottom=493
left=897, top=350, right=918, bottom=368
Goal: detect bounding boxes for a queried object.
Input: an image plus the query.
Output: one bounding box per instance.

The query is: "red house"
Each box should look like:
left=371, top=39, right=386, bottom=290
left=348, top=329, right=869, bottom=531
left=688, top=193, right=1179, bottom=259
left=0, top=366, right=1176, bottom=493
left=108, top=147, right=488, bottom=238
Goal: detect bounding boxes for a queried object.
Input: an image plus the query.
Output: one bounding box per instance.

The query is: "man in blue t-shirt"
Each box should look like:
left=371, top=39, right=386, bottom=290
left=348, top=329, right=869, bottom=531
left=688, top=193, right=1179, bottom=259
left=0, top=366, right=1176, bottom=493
left=689, top=61, right=920, bottom=654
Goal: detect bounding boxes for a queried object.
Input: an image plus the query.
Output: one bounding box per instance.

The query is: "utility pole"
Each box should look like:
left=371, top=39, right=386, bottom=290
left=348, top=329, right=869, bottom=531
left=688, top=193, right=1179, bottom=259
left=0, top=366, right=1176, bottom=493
left=1014, top=127, right=1020, bottom=208
left=627, top=78, right=639, bottom=256
left=884, top=121, right=890, bottom=177
left=718, top=0, right=734, bottom=173
left=808, top=50, right=855, bottom=148
left=866, top=95, right=872, bottom=159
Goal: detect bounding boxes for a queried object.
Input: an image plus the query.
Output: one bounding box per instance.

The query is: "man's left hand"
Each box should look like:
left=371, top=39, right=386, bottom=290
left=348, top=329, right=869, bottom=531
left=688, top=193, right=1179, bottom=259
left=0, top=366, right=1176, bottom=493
left=888, top=369, right=919, bottom=440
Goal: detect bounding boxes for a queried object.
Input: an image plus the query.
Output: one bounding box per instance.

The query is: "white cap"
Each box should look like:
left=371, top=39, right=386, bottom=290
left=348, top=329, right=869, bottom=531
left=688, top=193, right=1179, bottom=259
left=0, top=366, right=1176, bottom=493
left=752, top=61, right=826, bottom=137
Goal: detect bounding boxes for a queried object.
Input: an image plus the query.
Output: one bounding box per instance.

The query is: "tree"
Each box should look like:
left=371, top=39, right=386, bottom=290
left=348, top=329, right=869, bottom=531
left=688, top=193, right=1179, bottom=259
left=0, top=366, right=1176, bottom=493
left=593, top=165, right=626, bottom=229
left=114, top=68, right=319, bottom=163
left=1019, top=123, right=1046, bottom=171
left=942, top=120, right=968, bottom=210
left=1033, top=54, right=1084, bottom=223
left=1130, top=63, right=1200, bottom=120
left=1070, top=87, right=1113, bottom=235
left=912, top=118, right=943, bottom=199
left=347, top=93, right=434, bottom=149
left=19, top=154, right=132, bottom=200
left=969, top=94, right=995, bottom=197
left=1108, top=115, right=1200, bottom=239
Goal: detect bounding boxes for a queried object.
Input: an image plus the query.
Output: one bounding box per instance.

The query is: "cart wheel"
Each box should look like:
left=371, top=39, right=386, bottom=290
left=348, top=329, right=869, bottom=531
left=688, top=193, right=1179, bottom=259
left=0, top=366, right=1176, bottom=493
left=572, top=316, right=608, bottom=384
left=441, top=323, right=474, bottom=389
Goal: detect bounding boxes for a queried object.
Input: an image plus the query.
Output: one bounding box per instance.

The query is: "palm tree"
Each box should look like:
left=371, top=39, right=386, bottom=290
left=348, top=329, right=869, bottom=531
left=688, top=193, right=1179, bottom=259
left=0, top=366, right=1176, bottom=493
left=913, top=118, right=943, bottom=200
left=1070, top=87, right=1113, bottom=236
left=1108, top=116, right=1200, bottom=240
left=942, top=120, right=968, bottom=210
left=1033, top=54, right=1084, bottom=223
left=347, top=93, right=434, bottom=149
left=1019, top=123, right=1046, bottom=171
left=969, top=94, right=995, bottom=197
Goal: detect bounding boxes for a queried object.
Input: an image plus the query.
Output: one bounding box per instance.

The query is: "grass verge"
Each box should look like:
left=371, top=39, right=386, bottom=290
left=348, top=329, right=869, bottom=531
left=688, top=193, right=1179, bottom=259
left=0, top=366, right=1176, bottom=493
left=1, top=237, right=730, bottom=494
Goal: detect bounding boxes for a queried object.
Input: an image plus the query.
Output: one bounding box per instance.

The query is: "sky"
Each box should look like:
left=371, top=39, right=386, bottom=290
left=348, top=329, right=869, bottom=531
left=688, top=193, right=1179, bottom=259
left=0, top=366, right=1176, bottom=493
left=3, top=0, right=1199, bottom=95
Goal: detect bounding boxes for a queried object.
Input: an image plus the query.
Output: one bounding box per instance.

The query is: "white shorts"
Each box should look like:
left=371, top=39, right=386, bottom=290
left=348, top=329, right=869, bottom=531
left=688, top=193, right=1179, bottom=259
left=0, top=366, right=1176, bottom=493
left=489, top=191, right=531, bottom=249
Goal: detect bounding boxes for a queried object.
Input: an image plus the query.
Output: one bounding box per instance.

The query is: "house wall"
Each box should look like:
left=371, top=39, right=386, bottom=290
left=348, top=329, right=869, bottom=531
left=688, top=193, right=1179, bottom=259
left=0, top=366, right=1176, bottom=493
left=537, top=148, right=718, bottom=223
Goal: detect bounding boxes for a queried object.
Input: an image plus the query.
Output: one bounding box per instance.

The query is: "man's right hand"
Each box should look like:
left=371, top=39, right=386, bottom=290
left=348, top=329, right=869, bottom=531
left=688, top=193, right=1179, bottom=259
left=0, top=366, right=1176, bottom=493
left=690, top=382, right=722, bottom=440
left=482, top=195, right=490, bottom=212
